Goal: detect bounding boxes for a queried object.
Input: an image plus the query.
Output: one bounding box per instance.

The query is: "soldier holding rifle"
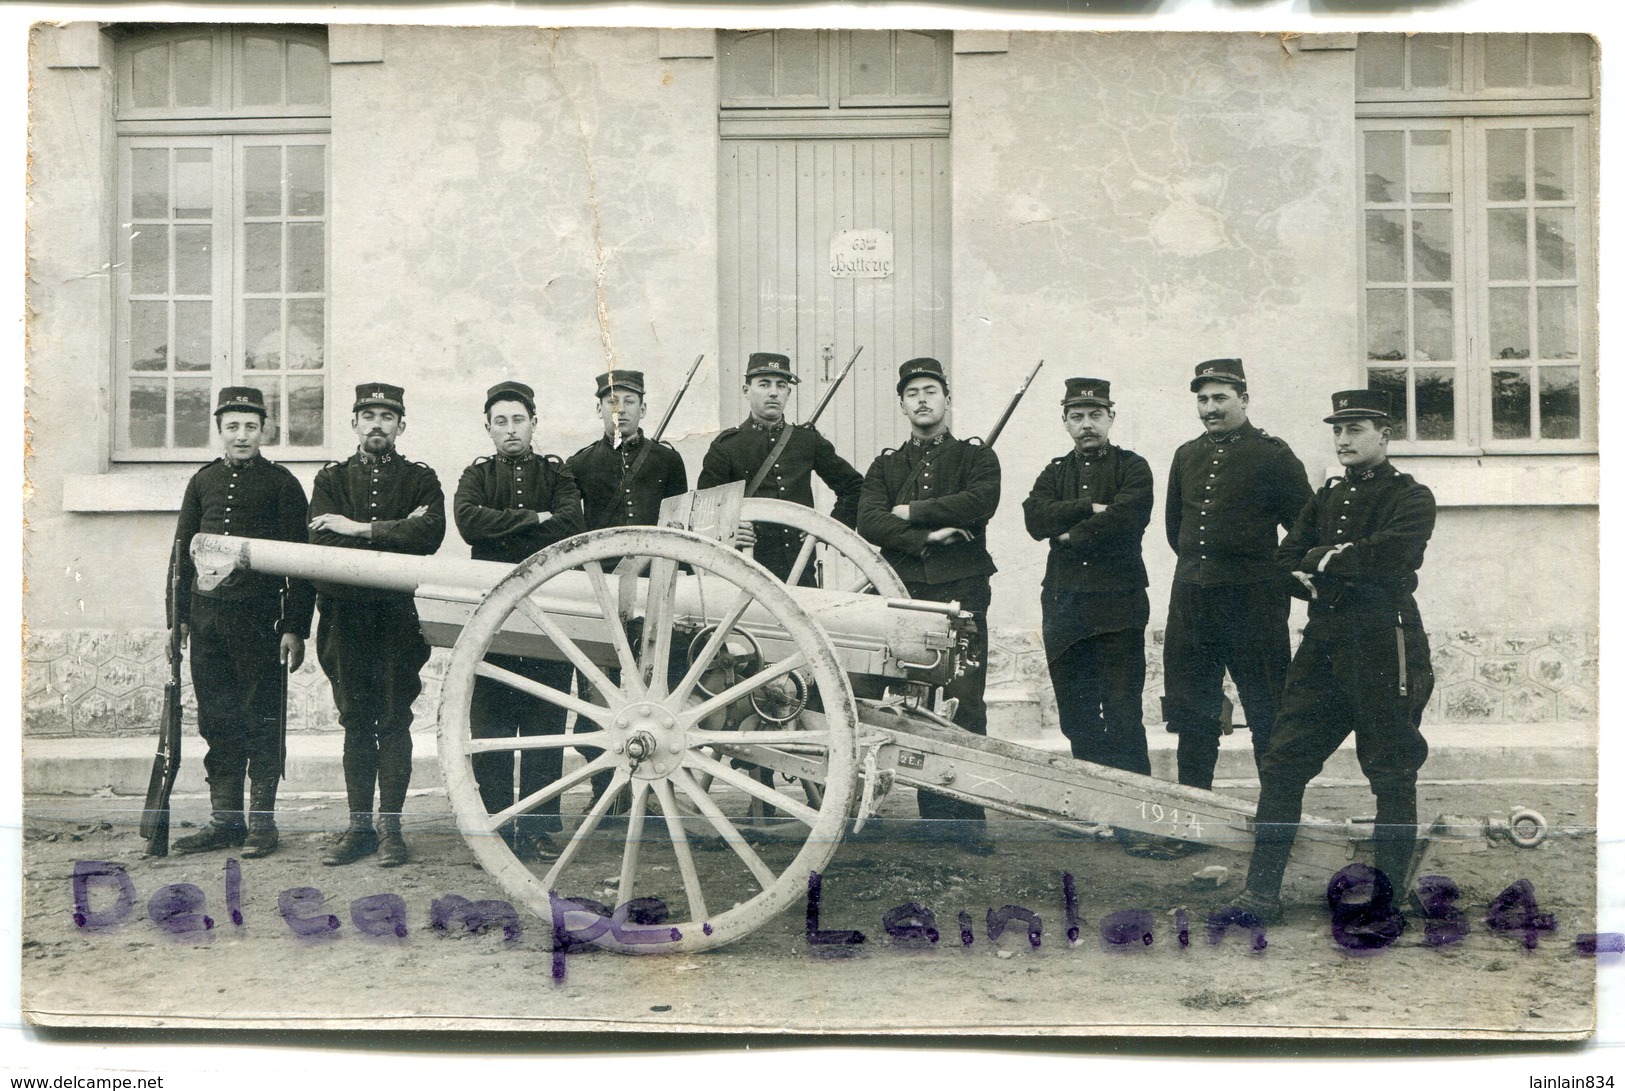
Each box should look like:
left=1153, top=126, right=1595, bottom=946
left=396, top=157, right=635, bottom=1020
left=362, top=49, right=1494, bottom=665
left=167, top=387, right=313, bottom=859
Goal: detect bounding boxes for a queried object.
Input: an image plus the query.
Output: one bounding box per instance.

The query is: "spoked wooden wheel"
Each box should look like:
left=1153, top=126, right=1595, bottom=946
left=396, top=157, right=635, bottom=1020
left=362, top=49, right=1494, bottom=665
left=738, top=497, right=907, bottom=597
left=437, top=526, right=859, bottom=954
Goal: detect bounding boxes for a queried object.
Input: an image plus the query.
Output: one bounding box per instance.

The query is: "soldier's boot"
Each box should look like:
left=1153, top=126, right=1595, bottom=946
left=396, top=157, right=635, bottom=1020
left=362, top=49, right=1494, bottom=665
left=376, top=814, right=408, bottom=869
left=321, top=816, right=378, bottom=867
left=173, top=774, right=247, bottom=854
left=241, top=778, right=280, bottom=859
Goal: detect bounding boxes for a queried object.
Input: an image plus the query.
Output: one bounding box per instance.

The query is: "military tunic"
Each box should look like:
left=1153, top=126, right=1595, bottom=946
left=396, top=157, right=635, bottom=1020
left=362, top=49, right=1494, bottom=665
left=1245, top=460, right=1437, bottom=900
left=1022, top=444, right=1153, bottom=774
left=309, top=450, right=446, bottom=819
left=858, top=433, right=1000, bottom=825
left=566, top=431, right=688, bottom=531
left=698, top=418, right=863, bottom=584
left=454, top=450, right=586, bottom=838
left=172, top=455, right=316, bottom=785
left=1161, top=420, right=1313, bottom=789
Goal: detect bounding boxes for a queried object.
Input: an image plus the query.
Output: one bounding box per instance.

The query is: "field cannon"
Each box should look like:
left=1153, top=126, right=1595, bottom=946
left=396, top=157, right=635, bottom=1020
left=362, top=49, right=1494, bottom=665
left=190, top=488, right=1549, bottom=952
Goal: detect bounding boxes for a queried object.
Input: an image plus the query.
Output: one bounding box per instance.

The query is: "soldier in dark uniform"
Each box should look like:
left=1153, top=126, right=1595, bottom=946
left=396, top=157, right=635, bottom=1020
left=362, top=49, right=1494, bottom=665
left=566, top=370, right=688, bottom=812
left=1163, top=359, right=1313, bottom=802
left=698, top=352, right=863, bottom=585
left=455, top=380, right=586, bottom=861
left=309, top=383, right=446, bottom=867
left=1224, top=390, right=1436, bottom=924
left=170, top=387, right=315, bottom=858
left=857, top=358, right=999, bottom=854
left=1022, top=378, right=1154, bottom=776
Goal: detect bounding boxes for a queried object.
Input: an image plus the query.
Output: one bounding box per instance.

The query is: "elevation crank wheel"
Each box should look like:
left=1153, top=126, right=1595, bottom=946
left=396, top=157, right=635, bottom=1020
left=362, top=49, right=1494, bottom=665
left=437, top=526, right=860, bottom=954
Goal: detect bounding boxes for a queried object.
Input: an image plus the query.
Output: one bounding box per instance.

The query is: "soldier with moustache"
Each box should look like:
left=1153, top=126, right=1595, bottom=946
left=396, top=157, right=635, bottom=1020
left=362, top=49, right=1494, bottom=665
left=857, top=358, right=1000, bottom=854
left=1162, top=359, right=1313, bottom=807
left=169, top=387, right=315, bottom=858
left=309, top=383, right=446, bottom=868
left=1022, top=378, right=1154, bottom=777
left=698, top=352, right=864, bottom=585
left=455, top=380, right=586, bottom=861
left=1224, top=390, right=1436, bottom=925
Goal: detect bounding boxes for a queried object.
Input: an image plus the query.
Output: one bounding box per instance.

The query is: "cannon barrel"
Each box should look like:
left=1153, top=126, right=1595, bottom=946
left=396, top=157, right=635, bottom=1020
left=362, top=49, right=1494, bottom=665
left=191, top=534, right=965, bottom=683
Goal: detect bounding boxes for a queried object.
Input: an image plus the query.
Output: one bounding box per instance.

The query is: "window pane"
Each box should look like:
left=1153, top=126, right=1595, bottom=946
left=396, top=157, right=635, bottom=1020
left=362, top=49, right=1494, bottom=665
left=1410, top=210, right=1452, bottom=281
left=131, top=149, right=169, bottom=220
left=1535, top=209, right=1577, bottom=279
left=1364, top=132, right=1403, bottom=203
left=244, top=146, right=282, bottom=217
left=725, top=32, right=774, bottom=99
left=1410, top=35, right=1451, bottom=88
left=1409, top=131, right=1451, bottom=202
left=241, top=35, right=284, bottom=107
left=1486, top=129, right=1527, bottom=201
left=130, top=302, right=168, bottom=372
left=287, top=40, right=328, bottom=105
left=893, top=31, right=942, bottom=97
left=1491, top=368, right=1532, bottom=439
left=846, top=31, right=893, bottom=97
left=1414, top=288, right=1453, bottom=362
left=287, top=145, right=326, bottom=216
left=174, top=379, right=213, bottom=447
left=130, top=43, right=170, bottom=109
left=1368, top=368, right=1409, bottom=439
left=244, top=223, right=282, bottom=293
left=1530, top=35, right=1573, bottom=87
left=1366, top=288, right=1407, bottom=360
left=1486, top=208, right=1528, bottom=280
left=1415, top=368, right=1456, bottom=441
left=174, top=148, right=212, bottom=219
left=1539, top=366, right=1581, bottom=439
left=1360, top=35, right=1404, bottom=89
left=287, top=300, right=325, bottom=370
left=245, top=299, right=282, bottom=370
left=1532, top=128, right=1574, bottom=200
left=1482, top=35, right=1527, bottom=89
left=172, top=36, right=215, bottom=108
left=1489, top=288, right=1531, bottom=360
left=287, top=375, right=325, bottom=446
left=287, top=223, right=324, bottom=292
left=1365, top=211, right=1405, bottom=282
left=173, top=301, right=212, bottom=372
left=262, top=382, right=285, bottom=444
left=128, top=379, right=167, bottom=447
left=130, top=226, right=169, bottom=295
left=173, top=225, right=212, bottom=295
left=1537, top=287, right=1579, bottom=359
left=777, top=30, right=820, bottom=98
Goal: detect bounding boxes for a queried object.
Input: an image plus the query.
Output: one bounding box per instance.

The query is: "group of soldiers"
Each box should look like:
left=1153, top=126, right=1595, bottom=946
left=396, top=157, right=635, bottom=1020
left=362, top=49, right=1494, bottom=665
left=169, top=351, right=1437, bottom=924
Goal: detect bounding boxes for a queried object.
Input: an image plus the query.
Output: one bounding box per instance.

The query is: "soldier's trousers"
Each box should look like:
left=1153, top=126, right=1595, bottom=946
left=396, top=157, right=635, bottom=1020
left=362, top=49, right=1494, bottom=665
left=316, top=596, right=431, bottom=819
left=905, top=576, right=990, bottom=826
left=1243, top=617, right=1434, bottom=901
left=190, top=593, right=283, bottom=786
left=473, top=653, right=572, bottom=837
left=1048, top=627, right=1151, bottom=776
left=1162, top=579, right=1292, bottom=789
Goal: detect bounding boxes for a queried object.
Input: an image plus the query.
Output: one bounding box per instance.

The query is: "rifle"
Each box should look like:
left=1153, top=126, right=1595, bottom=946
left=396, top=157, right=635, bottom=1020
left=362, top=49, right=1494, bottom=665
left=139, top=540, right=186, bottom=857
left=623, top=353, right=703, bottom=486
left=746, top=345, right=863, bottom=498
left=981, top=359, right=1045, bottom=449
left=277, top=583, right=291, bottom=780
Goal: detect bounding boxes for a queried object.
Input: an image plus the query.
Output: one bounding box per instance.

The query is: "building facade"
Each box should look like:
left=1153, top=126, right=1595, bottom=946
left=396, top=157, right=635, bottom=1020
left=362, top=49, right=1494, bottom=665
left=24, top=25, right=1598, bottom=745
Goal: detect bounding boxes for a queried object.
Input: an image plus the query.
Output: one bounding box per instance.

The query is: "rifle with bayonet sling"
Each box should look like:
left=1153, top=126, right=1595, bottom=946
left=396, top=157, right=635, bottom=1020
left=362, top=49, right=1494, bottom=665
left=139, top=540, right=186, bottom=857
left=745, top=345, right=863, bottom=497
left=980, top=359, right=1045, bottom=449
left=623, top=353, right=704, bottom=486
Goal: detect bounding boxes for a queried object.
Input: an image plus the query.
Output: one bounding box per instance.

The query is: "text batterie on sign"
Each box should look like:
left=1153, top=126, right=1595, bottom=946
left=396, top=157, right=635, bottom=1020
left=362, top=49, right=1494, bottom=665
left=830, top=229, right=894, bottom=278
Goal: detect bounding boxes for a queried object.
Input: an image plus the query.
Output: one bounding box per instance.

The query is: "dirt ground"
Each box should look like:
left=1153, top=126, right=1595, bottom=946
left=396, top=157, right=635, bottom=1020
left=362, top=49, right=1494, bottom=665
left=19, top=778, right=1600, bottom=1038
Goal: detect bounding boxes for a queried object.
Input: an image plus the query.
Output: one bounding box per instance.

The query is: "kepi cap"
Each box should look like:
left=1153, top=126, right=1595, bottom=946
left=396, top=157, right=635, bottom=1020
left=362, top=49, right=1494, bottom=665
left=1324, top=389, right=1392, bottom=423
left=594, top=371, right=646, bottom=399
left=354, top=382, right=406, bottom=414
left=896, top=357, right=949, bottom=395
left=215, top=386, right=267, bottom=418
left=1190, top=358, right=1247, bottom=392
left=1062, top=377, right=1113, bottom=409
left=744, top=352, right=798, bottom=384
left=484, top=380, right=536, bottom=416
